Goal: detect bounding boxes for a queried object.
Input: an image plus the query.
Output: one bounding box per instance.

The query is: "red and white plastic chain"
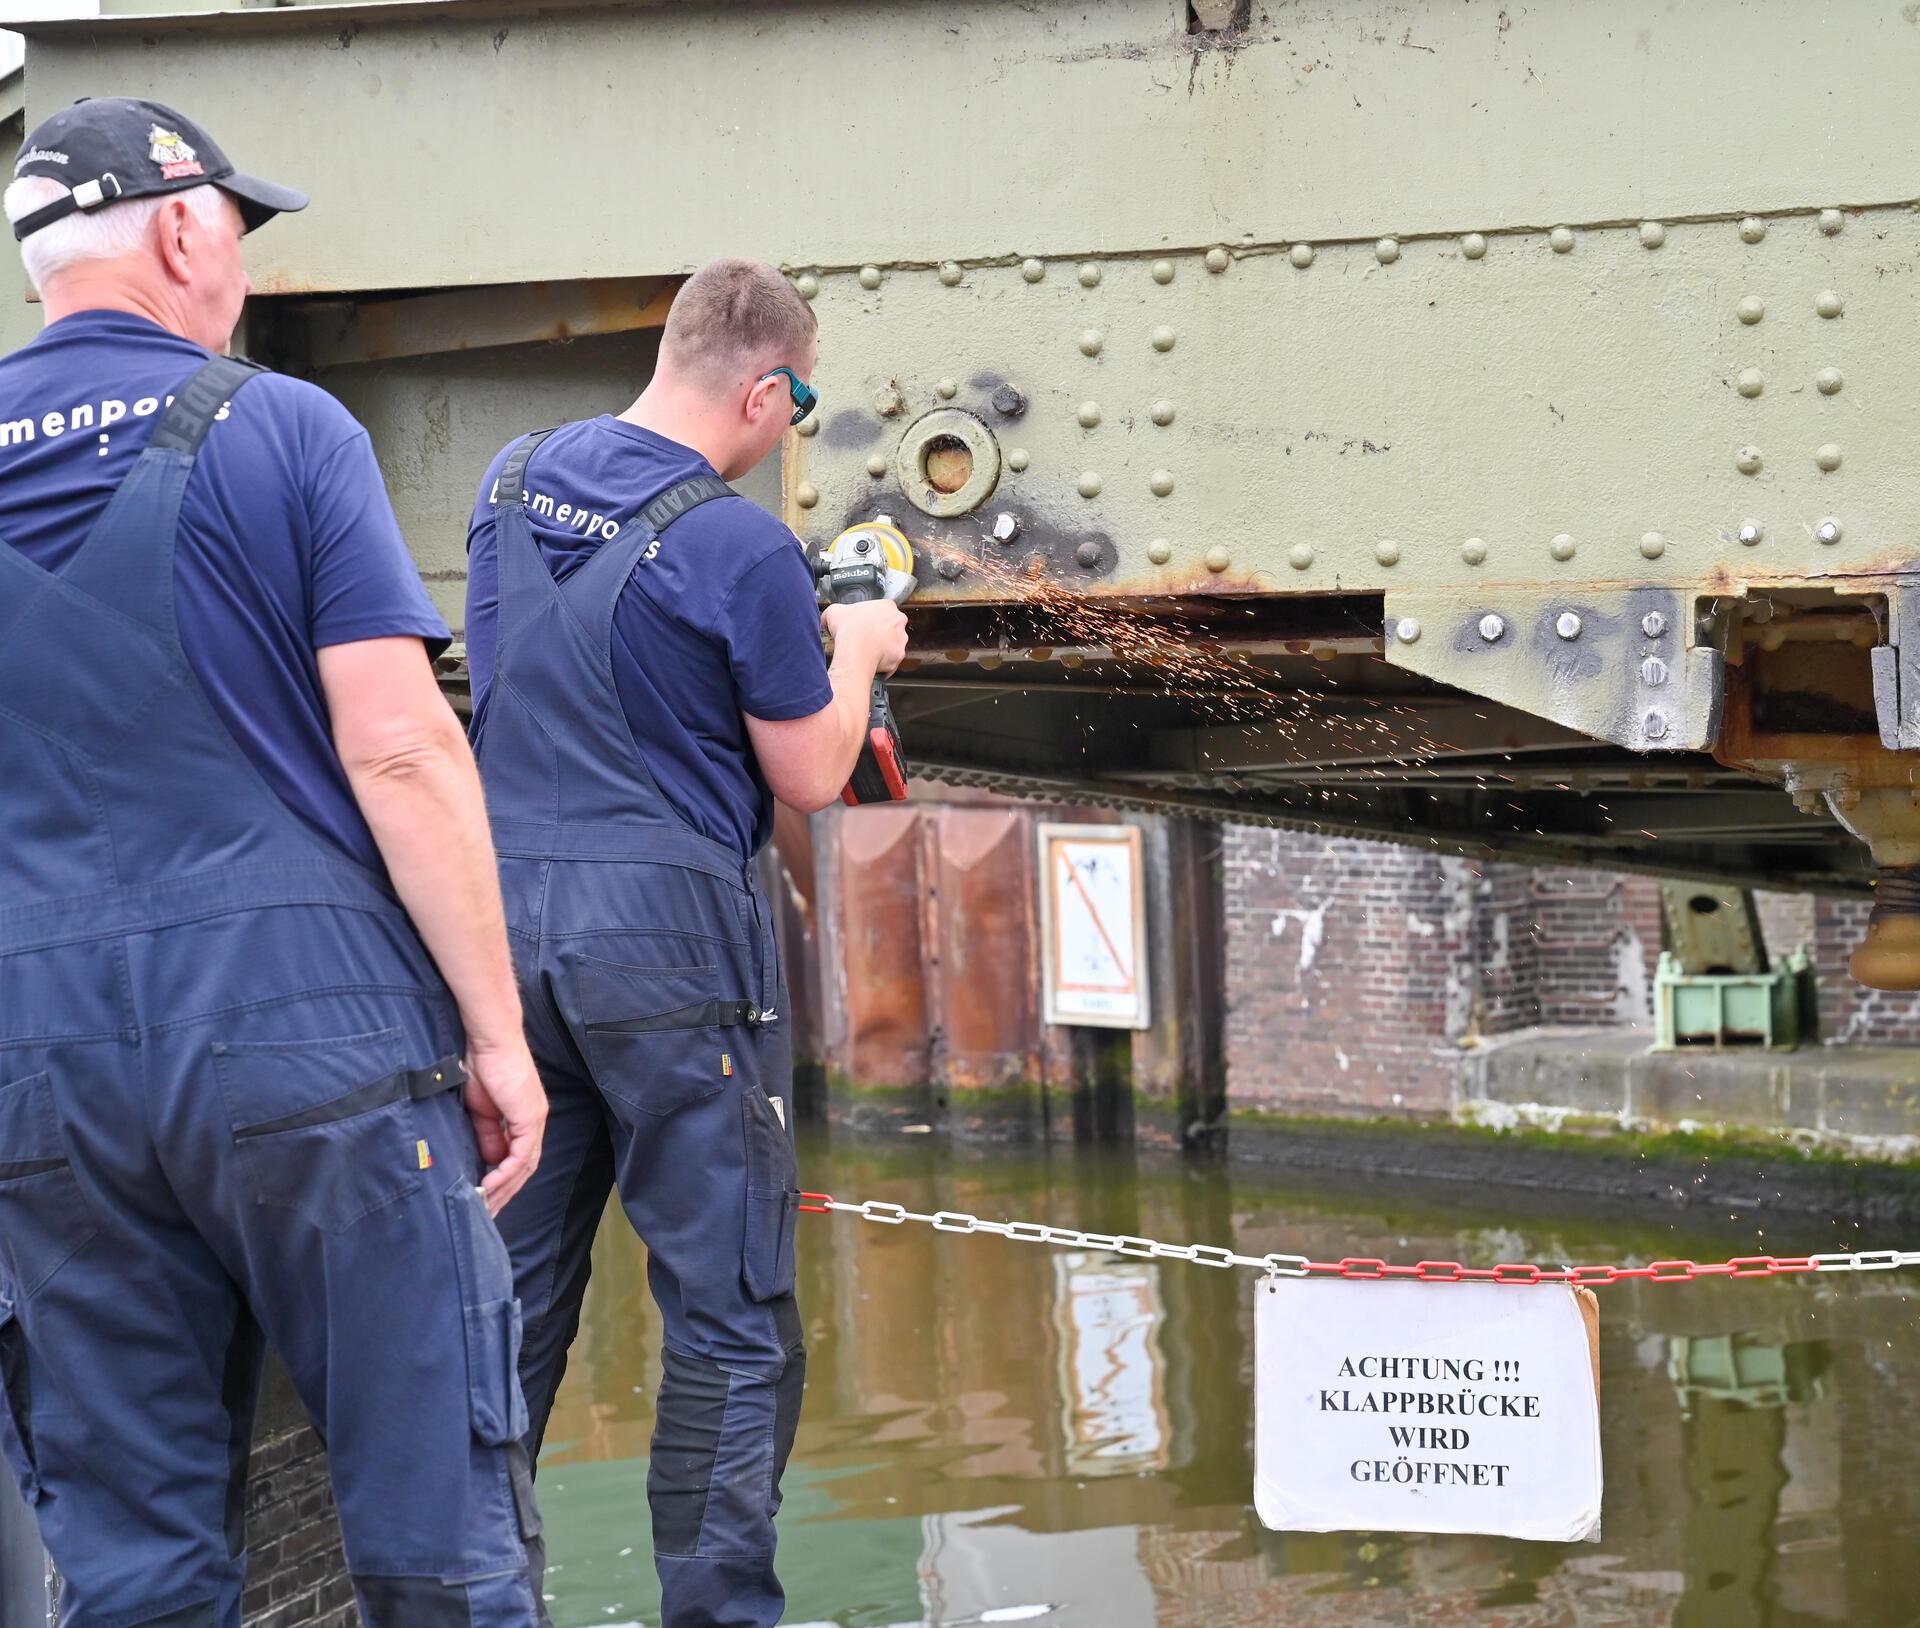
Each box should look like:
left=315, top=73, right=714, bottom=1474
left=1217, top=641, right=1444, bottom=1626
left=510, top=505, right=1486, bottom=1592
left=798, top=1193, right=1920, bottom=1284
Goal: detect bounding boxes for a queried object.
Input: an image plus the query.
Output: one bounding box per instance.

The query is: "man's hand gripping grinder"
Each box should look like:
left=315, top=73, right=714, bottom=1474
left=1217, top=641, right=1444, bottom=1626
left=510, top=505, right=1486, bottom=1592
left=812, top=520, right=918, bottom=805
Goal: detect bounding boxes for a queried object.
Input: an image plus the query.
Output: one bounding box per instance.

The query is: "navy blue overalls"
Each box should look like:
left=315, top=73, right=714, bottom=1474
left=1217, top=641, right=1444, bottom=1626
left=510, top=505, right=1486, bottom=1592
left=0, top=357, right=544, bottom=1626
left=474, top=432, right=805, bottom=1628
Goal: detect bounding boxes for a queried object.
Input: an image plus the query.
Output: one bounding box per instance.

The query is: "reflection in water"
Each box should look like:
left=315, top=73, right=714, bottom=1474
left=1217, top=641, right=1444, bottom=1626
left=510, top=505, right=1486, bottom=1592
left=533, top=1130, right=1920, bottom=1627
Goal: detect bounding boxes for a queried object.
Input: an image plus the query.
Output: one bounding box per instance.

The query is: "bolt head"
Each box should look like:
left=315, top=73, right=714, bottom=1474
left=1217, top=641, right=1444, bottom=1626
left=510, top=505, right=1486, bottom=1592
left=1643, top=709, right=1670, bottom=741
left=1641, top=657, right=1670, bottom=687
left=1639, top=220, right=1666, bottom=249
left=795, top=482, right=819, bottom=509
left=1375, top=237, right=1400, bottom=264
left=1021, top=258, right=1046, bottom=283
left=1816, top=289, right=1844, bottom=318
left=1737, top=368, right=1764, bottom=398
left=1150, top=326, right=1177, bottom=352
left=1007, top=448, right=1030, bottom=472
left=938, top=261, right=964, bottom=286
left=1550, top=533, right=1577, bottom=562
left=1737, top=296, right=1765, bottom=324
left=1205, top=545, right=1232, bottom=572
left=1205, top=246, right=1231, bottom=273
left=1478, top=614, right=1506, bottom=642
left=1076, top=401, right=1102, bottom=428
left=1737, top=522, right=1763, bottom=546
left=1556, top=612, right=1583, bottom=640
left=1150, top=400, right=1176, bottom=426
left=1078, top=330, right=1104, bottom=357
left=1077, top=471, right=1102, bottom=499
left=858, top=265, right=883, bottom=290
left=1641, top=610, right=1668, bottom=638
left=991, top=513, right=1021, bottom=543
left=1550, top=225, right=1575, bottom=253
left=1816, top=443, right=1843, bottom=472
left=1461, top=232, right=1488, bottom=259
left=1147, top=538, right=1173, bottom=564
left=1461, top=538, right=1488, bottom=566
left=1640, top=531, right=1667, bottom=560
left=865, top=454, right=888, bottom=478
left=1819, top=208, right=1845, bottom=236
left=1395, top=617, right=1422, bottom=644
left=1736, top=446, right=1763, bottom=475
left=1375, top=540, right=1401, bottom=566
left=795, top=272, right=820, bottom=300
left=935, top=556, right=963, bottom=581
left=1152, top=259, right=1176, bottom=284
left=1288, top=543, right=1315, bottom=570
left=935, top=378, right=958, bottom=401
left=1150, top=469, right=1175, bottom=497
left=1078, top=261, right=1102, bottom=287
left=1290, top=242, right=1316, bottom=268
left=1739, top=216, right=1768, bottom=244
left=1817, top=367, right=1843, bottom=395
left=1075, top=541, right=1102, bottom=568
left=991, top=385, right=1027, bottom=419
left=874, top=388, right=904, bottom=418
left=1817, top=519, right=1842, bottom=544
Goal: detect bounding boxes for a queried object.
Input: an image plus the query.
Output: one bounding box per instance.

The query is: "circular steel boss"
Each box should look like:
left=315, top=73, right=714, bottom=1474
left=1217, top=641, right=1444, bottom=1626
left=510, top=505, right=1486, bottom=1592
left=893, top=408, right=1003, bottom=518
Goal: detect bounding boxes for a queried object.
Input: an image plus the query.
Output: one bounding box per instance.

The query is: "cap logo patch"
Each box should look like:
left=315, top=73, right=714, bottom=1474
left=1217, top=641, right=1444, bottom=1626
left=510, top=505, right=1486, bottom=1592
left=147, top=125, right=204, bottom=181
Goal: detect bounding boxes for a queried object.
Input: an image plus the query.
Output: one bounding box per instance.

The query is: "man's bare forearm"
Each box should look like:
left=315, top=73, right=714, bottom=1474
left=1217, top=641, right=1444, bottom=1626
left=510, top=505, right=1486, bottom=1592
left=343, top=718, right=523, bottom=1051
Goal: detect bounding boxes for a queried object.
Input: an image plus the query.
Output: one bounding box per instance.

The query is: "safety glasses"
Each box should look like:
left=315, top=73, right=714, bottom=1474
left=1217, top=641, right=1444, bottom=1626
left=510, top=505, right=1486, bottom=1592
left=762, top=366, right=817, bottom=426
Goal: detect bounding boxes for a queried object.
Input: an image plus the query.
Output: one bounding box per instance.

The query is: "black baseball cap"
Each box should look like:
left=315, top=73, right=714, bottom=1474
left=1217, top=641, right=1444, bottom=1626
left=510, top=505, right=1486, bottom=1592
left=11, top=96, right=307, bottom=242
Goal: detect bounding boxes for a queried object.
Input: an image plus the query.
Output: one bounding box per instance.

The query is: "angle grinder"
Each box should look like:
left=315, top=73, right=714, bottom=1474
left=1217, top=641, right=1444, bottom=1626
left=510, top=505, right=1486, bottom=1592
left=812, top=519, right=918, bottom=805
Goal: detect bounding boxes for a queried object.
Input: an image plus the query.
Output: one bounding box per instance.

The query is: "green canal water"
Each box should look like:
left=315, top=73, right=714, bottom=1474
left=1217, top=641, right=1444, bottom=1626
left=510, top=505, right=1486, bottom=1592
left=534, top=1129, right=1920, bottom=1627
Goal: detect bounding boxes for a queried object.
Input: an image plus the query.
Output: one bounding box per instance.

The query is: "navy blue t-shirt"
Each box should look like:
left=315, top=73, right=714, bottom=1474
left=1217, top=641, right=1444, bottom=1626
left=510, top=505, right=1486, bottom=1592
left=465, top=417, right=833, bottom=856
left=0, top=310, right=449, bottom=872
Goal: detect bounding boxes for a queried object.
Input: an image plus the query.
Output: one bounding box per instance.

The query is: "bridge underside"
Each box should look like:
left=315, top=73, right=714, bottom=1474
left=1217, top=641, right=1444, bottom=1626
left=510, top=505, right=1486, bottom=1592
left=886, top=592, right=1858, bottom=894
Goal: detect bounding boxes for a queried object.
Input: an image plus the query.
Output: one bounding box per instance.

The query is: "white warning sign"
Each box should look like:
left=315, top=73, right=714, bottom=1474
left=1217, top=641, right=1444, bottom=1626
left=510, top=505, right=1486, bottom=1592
left=1038, top=823, right=1149, bottom=1030
left=1254, top=1278, right=1603, bottom=1543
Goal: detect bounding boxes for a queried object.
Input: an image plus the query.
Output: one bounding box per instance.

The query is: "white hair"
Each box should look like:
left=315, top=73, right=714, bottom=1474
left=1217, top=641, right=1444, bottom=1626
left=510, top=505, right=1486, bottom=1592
left=3, top=175, right=228, bottom=293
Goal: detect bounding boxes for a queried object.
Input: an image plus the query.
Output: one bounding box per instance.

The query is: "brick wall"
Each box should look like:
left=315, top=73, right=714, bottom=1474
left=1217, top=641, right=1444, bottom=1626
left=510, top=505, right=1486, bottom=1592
left=241, top=1427, right=355, bottom=1628
left=1814, top=896, right=1920, bottom=1045
left=40, top=1422, right=355, bottom=1627
left=1221, top=830, right=1472, bottom=1119
left=1223, top=830, right=1662, bottom=1118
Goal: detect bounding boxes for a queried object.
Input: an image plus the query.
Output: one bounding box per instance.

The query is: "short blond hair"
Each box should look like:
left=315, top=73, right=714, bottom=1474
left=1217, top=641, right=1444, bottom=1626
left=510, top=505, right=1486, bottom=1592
left=661, top=258, right=817, bottom=385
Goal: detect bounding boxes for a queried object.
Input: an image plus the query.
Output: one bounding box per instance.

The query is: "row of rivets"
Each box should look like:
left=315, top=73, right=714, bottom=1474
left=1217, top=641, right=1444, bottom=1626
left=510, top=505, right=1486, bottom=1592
left=1069, top=470, right=1178, bottom=498
left=1068, top=399, right=1178, bottom=426
left=796, top=209, right=1857, bottom=298
left=1737, top=364, right=1847, bottom=395
left=1733, top=444, right=1845, bottom=474
left=1736, top=292, right=1848, bottom=321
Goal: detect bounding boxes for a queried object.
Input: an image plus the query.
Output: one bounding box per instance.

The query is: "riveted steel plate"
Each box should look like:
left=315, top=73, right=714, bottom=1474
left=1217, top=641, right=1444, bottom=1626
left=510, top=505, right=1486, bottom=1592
left=788, top=213, right=1913, bottom=601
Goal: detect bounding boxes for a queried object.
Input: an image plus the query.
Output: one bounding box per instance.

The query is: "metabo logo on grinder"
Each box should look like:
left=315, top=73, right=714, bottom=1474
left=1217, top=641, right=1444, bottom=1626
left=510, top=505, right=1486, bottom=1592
left=148, top=125, right=204, bottom=181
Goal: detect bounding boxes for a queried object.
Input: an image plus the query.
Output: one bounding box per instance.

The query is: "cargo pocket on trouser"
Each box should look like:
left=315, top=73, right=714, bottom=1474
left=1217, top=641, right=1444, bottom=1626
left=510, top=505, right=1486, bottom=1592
left=445, top=1178, right=541, bottom=1544
left=214, top=1029, right=430, bottom=1233
left=742, top=1088, right=800, bottom=1302
left=0, top=1296, right=39, bottom=1504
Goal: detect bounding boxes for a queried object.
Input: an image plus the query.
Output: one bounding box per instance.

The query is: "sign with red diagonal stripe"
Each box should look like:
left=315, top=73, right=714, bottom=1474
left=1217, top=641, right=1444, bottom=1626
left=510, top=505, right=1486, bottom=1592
left=1039, top=823, right=1150, bottom=1029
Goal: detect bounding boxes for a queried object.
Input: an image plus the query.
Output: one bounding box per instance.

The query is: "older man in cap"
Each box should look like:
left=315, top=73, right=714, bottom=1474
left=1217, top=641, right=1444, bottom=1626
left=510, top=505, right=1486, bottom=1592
left=0, top=98, right=548, bottom=1625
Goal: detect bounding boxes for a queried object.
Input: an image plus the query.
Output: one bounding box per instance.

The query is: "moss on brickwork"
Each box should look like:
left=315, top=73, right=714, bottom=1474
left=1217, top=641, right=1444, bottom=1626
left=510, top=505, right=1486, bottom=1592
left=1227, top=1106, right=1920, bottom=1175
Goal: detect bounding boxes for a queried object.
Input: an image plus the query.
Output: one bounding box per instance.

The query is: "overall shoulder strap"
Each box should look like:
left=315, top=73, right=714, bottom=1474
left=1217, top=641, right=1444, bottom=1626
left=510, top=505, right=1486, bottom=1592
left=146, top=355, right=267, bottom=457
left=636, top=474, right=733, bottom=534
left=60, top=354, right=269, bottom=635
left=494, top=428, right=558, bottom=515
left=557, top=472, right=737, bottom=621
